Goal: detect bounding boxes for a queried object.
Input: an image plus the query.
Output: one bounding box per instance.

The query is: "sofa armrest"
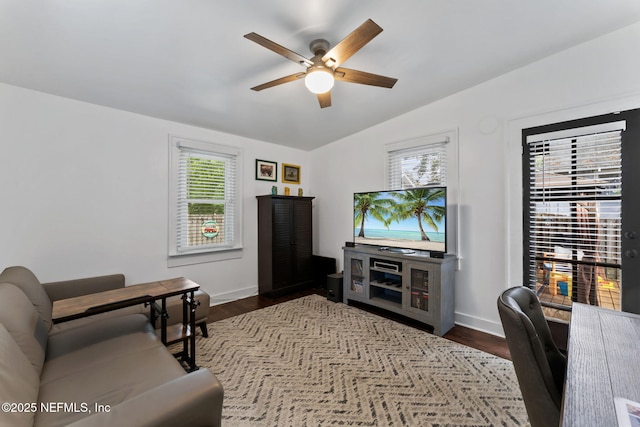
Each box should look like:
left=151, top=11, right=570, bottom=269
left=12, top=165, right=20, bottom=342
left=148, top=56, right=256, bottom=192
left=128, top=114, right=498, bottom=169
left=66, top=369, right=224, bottom=427
left=42, top=274, right=125, bottom=302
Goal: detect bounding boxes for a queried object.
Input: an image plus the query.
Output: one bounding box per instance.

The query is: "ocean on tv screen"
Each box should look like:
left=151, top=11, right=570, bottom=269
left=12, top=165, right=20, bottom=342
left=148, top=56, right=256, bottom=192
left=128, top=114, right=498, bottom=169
left=354, top=228, right=445, bottom=243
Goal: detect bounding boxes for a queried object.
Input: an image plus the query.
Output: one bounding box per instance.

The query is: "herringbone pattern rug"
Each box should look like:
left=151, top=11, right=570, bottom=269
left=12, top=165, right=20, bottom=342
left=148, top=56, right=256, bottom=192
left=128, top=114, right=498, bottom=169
left=196, top=295, right=528, bottom=426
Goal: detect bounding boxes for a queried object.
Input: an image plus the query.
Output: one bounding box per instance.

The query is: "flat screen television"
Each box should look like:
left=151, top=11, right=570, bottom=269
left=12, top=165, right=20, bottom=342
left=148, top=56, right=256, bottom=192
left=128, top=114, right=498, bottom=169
left=353, top=187, right=447, bottom=254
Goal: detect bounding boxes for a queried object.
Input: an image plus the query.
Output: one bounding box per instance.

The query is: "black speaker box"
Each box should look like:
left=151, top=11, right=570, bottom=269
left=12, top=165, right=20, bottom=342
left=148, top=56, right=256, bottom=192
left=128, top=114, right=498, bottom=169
left=327, top=273, right=343, bottom=303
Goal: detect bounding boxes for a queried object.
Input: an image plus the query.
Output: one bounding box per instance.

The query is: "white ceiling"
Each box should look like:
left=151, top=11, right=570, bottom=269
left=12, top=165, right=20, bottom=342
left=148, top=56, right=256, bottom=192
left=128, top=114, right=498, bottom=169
left=2, top=1, right=640, bottom=151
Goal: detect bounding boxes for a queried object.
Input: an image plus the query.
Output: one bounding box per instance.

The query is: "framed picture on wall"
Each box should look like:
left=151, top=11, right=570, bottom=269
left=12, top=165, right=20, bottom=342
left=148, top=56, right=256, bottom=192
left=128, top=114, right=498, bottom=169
left=256, top=159, right=277, bottom=181
left=282, top=163, right=301, bottom=184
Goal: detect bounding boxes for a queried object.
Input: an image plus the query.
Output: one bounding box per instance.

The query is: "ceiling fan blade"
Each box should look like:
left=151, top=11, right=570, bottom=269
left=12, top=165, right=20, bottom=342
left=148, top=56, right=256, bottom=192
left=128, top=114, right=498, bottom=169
left=321, top=19, right=383, bottom=68
left=317, top=91, right=331, bottom=108
left=334, top=67, right=397, bottom=88
left=251, top=72, right=306, bottom=91
left=244, top=32, right=313, bottom=67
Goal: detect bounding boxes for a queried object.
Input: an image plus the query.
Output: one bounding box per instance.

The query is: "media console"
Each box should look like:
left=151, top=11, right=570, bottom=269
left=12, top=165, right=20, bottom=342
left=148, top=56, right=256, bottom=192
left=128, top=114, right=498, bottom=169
left=343, top=245, right=455, bottom=336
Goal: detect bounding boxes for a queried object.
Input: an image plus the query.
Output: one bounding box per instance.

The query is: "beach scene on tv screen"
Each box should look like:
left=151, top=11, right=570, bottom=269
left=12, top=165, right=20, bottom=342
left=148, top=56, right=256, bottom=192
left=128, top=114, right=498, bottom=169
left=354, top=188, right=446, bottom=252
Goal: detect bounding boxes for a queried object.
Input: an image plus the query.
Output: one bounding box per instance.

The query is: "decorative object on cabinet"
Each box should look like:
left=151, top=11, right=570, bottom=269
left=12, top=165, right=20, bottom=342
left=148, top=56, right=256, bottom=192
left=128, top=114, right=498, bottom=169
left=282, top=163, right=300, bottom=184
left=256, top=159, right=277, bottom=181
left=343, top=244, right=455, bottom=336
left=256, top=195, right=315, bottom=296
left=284, top=186, right=291, bottom=196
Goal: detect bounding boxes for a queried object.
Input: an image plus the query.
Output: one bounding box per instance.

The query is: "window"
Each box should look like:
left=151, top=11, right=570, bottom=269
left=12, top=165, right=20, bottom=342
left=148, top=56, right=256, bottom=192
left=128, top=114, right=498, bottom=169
left=523, top=121, right=624, bottom=317
left=169, top=136, right=243, bottom=259
left=387, top=138, right=447, bottom=189
left=385, top=132, right=458, bottom=258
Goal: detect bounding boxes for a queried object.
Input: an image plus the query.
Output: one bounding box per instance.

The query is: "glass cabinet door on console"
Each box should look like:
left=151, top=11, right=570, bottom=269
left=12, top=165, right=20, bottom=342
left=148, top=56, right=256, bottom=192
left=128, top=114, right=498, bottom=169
left=410, top=268, right=429, bottom=311
left=350, top=258, right=365, bottom=295
left=344, top=252, right=368, bottom=301
left=405, top=263, right=437, bottom=322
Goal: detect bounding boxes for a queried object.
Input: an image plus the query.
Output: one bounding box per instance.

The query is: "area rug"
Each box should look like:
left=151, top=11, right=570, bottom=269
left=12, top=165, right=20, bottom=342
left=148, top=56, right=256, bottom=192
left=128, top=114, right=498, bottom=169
left=195, top=295, right=528, bottom=426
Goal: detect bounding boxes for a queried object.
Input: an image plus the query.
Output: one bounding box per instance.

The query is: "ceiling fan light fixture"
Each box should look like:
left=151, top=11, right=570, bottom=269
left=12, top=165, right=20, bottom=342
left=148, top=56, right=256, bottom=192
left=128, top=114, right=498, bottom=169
left=304, top=67, right=334, bottom=94
left=246, top=20, right=396, bottom=107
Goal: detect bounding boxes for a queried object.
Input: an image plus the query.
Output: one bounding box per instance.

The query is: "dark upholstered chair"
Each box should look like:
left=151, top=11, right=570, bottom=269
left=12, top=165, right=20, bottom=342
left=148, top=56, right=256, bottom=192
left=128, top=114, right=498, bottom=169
left=497, top=286, right=567, bottom=427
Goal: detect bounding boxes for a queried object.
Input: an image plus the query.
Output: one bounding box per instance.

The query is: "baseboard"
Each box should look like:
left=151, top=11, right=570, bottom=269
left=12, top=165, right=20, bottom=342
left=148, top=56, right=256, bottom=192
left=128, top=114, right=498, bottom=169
left=210, top=286, right=258, bottom=306
left=454, top=312, right=505, bottom=337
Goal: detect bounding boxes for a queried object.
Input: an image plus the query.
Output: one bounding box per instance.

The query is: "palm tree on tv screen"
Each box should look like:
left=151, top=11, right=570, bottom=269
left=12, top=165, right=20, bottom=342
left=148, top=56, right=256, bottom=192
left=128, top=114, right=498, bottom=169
left=354, top=192, right=395, bottom=237
left=389, top=188, right=445, bottom=241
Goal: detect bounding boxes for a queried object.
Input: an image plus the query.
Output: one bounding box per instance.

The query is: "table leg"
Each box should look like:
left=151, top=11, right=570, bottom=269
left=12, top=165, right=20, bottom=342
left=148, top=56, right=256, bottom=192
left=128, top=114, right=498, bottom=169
left=181, top=290, right=199, bottom=372
left=149, top=300, right=163, bottom=339
left=160, top=297, right=167, bottom=345
left=189, top=289, right=198, bottom=371
left=182, top=293, right=188, bottom=362
left=149, top=302, right=156, bottom=329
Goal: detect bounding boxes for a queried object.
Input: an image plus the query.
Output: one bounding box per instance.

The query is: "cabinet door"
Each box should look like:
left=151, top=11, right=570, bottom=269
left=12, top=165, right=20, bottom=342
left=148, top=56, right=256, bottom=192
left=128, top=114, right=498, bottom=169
left=272, top=199, right=293, bottom=289
left=404, top=263, right=436, bottom=320
left=292, top=199, right=313, bottom=283
left=344, top=253, right=368, bottom=300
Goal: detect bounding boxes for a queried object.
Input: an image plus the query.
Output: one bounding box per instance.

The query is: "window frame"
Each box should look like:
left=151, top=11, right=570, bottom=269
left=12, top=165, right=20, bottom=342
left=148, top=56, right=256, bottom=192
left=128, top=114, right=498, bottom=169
left=385, top=131, right=459, bottom=259
left=168, top=135, right=243, bottom=266
left=385, top=135, right=448, bottom=190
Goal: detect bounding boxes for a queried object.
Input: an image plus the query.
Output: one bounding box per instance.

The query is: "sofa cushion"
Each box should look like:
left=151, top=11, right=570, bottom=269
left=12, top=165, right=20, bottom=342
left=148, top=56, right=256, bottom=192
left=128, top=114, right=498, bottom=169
left=48, top=304, right=145, bottom=336
left=42, top=314, right=160, bottom=383
left=0, top=283, right=48, bottom=375
left=0, top=266, right=53, bottom=331
left=36, top=344, right=186, bottom=426
left=0, top=323, right=40, bottom=427
left=42, top=273, right=125, bottom=302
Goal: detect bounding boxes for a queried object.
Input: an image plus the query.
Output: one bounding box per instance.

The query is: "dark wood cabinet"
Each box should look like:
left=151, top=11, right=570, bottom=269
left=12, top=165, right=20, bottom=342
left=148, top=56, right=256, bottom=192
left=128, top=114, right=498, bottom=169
left=257, top=195, right=315, bottom=296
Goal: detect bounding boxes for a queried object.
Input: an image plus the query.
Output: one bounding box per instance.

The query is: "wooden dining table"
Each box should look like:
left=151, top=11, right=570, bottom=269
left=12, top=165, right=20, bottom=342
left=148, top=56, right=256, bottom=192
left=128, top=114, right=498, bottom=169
left=561, top=303, right=640, bottom=426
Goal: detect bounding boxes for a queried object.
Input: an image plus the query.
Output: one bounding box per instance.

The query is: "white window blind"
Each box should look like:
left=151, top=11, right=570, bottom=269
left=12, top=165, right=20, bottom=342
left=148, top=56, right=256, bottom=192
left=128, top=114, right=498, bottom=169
left=387, top=141, right=447, bottom=189
left=526, top=129, right=622, bottom=305
left=169, top=137, right=242, bottom=257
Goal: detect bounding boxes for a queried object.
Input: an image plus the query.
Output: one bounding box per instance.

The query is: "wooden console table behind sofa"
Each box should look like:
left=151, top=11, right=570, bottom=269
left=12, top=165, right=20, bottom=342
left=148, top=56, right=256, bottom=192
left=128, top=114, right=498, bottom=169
left=53, top=277, right=201, bottom=372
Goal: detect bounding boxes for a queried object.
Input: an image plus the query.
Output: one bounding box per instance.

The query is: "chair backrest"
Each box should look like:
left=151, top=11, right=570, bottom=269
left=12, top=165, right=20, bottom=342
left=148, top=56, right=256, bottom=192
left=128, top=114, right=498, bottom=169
left=497, top=286, right=567, bottom=427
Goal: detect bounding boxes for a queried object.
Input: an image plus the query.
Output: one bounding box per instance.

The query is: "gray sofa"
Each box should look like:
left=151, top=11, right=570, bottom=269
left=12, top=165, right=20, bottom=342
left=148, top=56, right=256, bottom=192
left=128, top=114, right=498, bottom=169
left=0, top=266, right=223, bottom=427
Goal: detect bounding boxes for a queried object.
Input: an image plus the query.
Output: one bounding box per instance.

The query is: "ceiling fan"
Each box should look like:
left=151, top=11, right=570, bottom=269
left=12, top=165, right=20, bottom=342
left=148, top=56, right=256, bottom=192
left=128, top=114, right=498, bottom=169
left=244, top=19, right=397, bottom=108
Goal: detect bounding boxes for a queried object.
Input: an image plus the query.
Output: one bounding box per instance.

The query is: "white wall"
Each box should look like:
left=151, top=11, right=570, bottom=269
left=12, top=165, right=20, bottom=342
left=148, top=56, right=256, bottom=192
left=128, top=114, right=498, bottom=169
left=0, top=83, right=310, bottom=304
left=309, top=22, right=640, bottom=336
left=2, top=21, right=640, bottom=335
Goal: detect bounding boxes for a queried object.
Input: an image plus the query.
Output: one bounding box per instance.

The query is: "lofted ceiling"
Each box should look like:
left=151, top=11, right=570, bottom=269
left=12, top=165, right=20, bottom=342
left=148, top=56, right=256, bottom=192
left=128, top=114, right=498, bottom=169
left=1, top=1, right=640, bottom=151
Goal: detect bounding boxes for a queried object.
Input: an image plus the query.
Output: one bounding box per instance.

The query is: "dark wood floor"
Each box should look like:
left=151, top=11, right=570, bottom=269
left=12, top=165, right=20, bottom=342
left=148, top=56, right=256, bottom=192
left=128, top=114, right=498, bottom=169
left=208, top=288, right=512, bottom=360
